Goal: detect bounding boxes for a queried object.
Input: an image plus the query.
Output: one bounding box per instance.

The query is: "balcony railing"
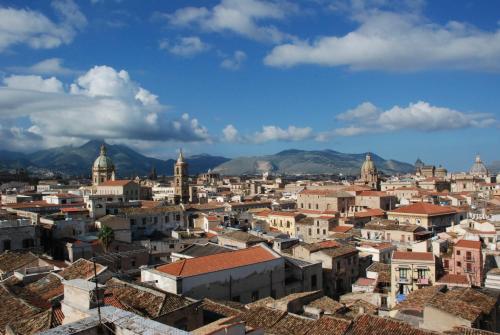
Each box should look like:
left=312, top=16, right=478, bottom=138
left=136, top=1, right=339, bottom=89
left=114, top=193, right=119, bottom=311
left=397, top=277, right=411, bottom=284
left=417, top=278, right=429, bottom=285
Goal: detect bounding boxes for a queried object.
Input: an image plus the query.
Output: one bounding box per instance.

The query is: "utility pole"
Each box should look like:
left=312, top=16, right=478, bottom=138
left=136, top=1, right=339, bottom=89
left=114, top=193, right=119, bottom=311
left=92, top=255, right=102, bottom=326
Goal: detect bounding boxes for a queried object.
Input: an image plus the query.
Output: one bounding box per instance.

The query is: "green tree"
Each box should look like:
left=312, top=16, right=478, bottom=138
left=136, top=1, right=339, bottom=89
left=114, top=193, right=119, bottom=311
left=98, top=225, right=114, bottom=253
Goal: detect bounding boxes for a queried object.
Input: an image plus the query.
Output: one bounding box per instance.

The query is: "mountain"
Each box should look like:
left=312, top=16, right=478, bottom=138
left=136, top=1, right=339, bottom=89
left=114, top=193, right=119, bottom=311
left=488, top=161, right=500, bottom=175
left=212, top=149, right=415, bottom=176
left=0, top=140, right=230, bottom=177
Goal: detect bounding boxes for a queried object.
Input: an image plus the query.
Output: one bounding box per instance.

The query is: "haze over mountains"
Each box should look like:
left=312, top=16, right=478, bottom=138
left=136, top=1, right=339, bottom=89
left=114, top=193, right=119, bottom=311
left=213, top=149, right=415, bottom=176
left=0, top=141, right=422, bottom=177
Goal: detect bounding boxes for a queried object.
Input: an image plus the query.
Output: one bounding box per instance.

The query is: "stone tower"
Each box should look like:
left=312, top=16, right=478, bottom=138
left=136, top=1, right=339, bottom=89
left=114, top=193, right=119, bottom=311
left=360, top=153, right=379, bottom=190
left=174, top=149, right=189, bottom=203
left=92, top=144, right=115, bottom=186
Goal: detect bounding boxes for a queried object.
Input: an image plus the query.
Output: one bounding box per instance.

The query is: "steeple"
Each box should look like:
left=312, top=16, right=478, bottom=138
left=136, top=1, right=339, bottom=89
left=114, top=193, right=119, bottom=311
left=177, top=148, right=185, bottom=164
left=100, top=143, right=107, bottom=156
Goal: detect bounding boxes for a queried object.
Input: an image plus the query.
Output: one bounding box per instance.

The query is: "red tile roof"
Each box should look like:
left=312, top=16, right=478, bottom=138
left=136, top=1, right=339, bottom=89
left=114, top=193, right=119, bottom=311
left=156, top=245, right=279, bottom=277
left=99, top=180, right=134, bottom=186
left=392, top=251, right=434, bottom=262
left=389, top=202, right=456, bottom=216
left=455, top=239, right=481, bottom=250
left=299, top=189, right=337, bottom=196
left=437, top=274, right=470, bottom=285
left=358, top=191, right=390, bottom=197
left=331, top=226, right=353, bottom=233
left=354, top=208, right=385, bottom=218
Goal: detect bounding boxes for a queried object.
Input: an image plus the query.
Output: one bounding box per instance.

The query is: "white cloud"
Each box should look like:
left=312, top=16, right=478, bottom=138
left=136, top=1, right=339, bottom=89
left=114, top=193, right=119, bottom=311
left=220, top=50, right=247, bottom=70
left=163, top=0, right=297, bottom=43
left=264, top=8, right=500, bottom=71
left=318, top=101, right=498, bottom=140
left=0, top=66, right=211, bottom=150
left=252, top=125, right=313, bottom=143
left=3, top=75, right=64, bottom=93
left=222, top=124, right=240, bottom=142
left=159, top=36, right=210, bottom=57
left=0, top=0, right=87, bottom=52
left=8, top=58, right=78, bottom=76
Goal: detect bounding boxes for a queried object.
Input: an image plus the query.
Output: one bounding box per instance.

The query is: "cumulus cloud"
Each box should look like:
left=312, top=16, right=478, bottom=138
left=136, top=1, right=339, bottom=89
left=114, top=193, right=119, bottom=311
left=0, top=65, right=211, bottom=150
left=159, top=36, right=210, bottom=57
left=253, top=125, right=313, bottom=143
left=162, top=0, right=297, bottom=43
left=0, top=0, right=87, bottom=52
left=222, top=124, right=240, bottom=142
left=318, top=101, right=498, bottom=140
left=264, top=6, right=500, bottom=71
left=220, top=50, right=247, bottom=70
left=8, top=58, right=78, bottom=76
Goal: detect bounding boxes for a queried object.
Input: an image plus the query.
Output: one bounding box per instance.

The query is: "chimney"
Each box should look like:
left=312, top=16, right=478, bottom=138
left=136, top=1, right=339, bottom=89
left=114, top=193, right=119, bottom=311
left=61, top=279, right=105, bottom=325
left=358, top=306, right=365, bottom=315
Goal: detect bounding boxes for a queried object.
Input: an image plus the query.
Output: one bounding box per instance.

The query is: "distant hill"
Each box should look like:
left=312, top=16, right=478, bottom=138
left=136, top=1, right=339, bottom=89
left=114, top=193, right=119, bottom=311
left=0, top=140, right=229, bottom=177
left=488, top=161, right=500, bottom=175
left=212, top=149, right=414, bottom=176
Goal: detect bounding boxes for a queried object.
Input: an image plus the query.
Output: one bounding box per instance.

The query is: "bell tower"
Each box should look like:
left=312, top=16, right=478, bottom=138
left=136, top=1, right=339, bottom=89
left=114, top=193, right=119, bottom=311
left=174, top=149, right=189, bottom=203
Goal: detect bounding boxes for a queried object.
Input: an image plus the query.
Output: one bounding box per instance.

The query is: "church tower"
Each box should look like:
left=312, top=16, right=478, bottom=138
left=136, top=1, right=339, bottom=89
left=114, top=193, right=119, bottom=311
left=360, top=153, right=379, bottom=190
left=92, top=144, right=115, bottom=186
left=174, top=149, right=189, bottom=203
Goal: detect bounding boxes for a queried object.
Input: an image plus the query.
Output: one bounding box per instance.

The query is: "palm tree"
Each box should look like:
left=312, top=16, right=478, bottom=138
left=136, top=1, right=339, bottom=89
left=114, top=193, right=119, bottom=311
left=98, top=225, right=114, bottom=253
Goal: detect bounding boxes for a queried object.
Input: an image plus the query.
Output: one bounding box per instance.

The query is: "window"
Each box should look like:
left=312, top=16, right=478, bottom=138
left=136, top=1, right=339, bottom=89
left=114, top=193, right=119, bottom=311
left=232, top=296, right=240, bottom=302
left=165, top=215, right=170, bottom=223
left=142, top=218, right=147, bottom=225
left=22, top=239, right=34, bottom=249
left=323, top=229, right=326, bottom=235
left=399, top=268, right=409, bottom=279
left=311, top=275, right=317, bottom=290
left=131, top=259, right=136, bottom=267
left=3, top=240, right=11, bottom=251
left=169, top=244, right=174, bottom=249
left=456, top=250, right=461, bottom=256
left=251, top=290, right=259, bottom=302
left=457, top=261, right=462, bottom=267
left=317, top=229, right=320, bottom=234
left=337, top=261, right=341, bottom=271
left=417, top=269, right=427, bottom=279
left=444, top=259, right=449, bottom=268
left=466, top=262, right=472, bottom=273
left=316, top=204, right=319, bottom=210
left=466, top=251, right=472, bottom=261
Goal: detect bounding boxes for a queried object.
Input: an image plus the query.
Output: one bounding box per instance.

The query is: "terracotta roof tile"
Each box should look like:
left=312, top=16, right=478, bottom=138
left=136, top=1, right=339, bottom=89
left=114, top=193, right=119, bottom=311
left=455, top=239, right=481, bottom=249
left=156, top=245, right=279, bottom=277
left=267, top=313, right=316, bottom=335
left=306, top=316, right=351, bottom=335
left=392, top=251, right=434, bottom=262
left=347, top=314, right=437, bottom=335
left=389, top=202, right=456, bottom=216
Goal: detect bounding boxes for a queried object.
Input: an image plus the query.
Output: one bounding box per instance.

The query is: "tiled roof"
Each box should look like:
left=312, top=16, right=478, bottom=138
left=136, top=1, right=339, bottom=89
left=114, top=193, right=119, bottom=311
left=306, top=296, right=344, bottom=314
left=437, top=274, right=470, bottom=286
left=388, top=202, right=456, bottom=216
left=331, top=226, right=353, bottom=233
left=353, top=209, right=385, bottom=218
left=393, top=285, right=445, bottom=312
left=364, top=220, right=423, bottom=232
left=445, top=327, right=500, bottom=335
left=354, top=278, right=376, bottom=286
left=5, top=309, right=52, bottom=335
left=320, top=245, right=358, bottom=258
left=0, top=285, right=41, bottom=334
left=426, top=292, right=483, bottom=322
left=455, top=239, right=481, bottom=249
left=201, top=299, right=243, bottom=318
left=219, top=231, right=267, bottom=244
left=105, top=278, right=193, bottom=318
left=0, top=251, right=38, bottom=274
left=268, top=211, right=304, bottom=218
left=99, top=180, right=134, bottom=186
left=267, top=313, right=316, bottom=335
left=58, top=258, right=105, bottom=280
left=347, top=314, right=437, bottom=335
left=392, top=251, right=434, bottom=262
left=366, top=262, right=390, bottom=274
left=299, top=189, right=338, bottom=196
left=358, top=191, right=391, bottom=197
left=156, top=244, right=279, bottom=277
left=305, top=316, right=351, bottom=335
left=238, top=306, right=286, bottom=330
left=51, top=306, right=64, bottom=327
left=9, top=273, right=64, bottom=309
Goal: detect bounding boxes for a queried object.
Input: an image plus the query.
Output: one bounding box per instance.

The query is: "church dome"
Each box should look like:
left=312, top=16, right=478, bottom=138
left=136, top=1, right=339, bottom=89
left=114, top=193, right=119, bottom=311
left=361, top=153, right=377, bottom=174
left=469, top=155, right=488, bottom=176
left=93, top=144, right=114, bottom=170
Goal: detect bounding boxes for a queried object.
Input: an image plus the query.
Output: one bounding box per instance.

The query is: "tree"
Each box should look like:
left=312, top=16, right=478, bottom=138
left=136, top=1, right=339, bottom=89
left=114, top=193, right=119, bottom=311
left=98, top=225, right=114, bottom=253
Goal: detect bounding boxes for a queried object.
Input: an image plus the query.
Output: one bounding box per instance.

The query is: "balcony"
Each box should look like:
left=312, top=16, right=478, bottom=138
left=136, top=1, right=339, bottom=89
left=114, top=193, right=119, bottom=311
left=396, top=277, right=411, bottom=284
left=416, top=278, right=429, bottom=285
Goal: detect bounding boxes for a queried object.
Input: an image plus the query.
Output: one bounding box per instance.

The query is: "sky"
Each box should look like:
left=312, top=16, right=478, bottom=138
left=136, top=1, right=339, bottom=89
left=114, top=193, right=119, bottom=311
left=0, top=0, right=499, bottom=171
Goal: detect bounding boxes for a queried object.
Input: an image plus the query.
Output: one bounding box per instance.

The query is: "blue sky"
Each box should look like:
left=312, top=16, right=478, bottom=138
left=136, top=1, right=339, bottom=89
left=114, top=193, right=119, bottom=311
left=0, top=0, right=498, bottom=171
